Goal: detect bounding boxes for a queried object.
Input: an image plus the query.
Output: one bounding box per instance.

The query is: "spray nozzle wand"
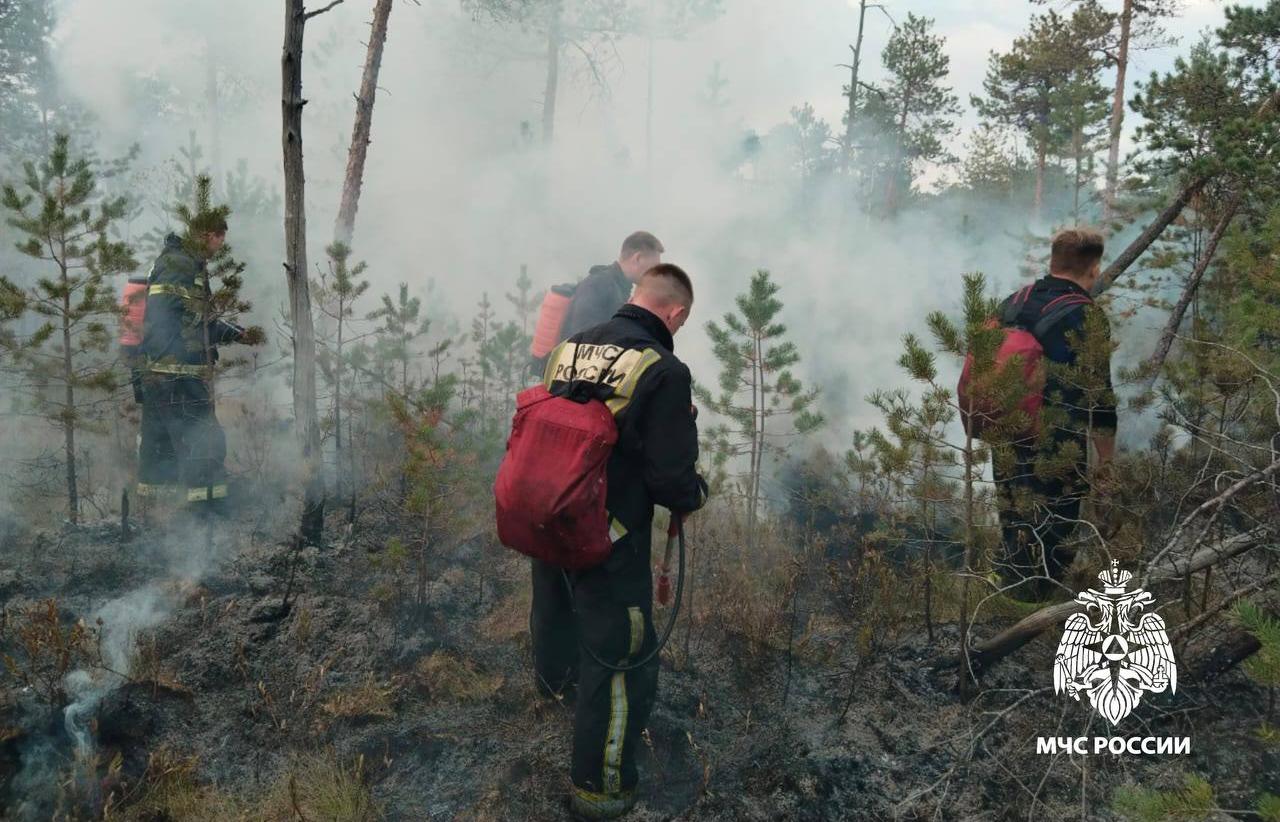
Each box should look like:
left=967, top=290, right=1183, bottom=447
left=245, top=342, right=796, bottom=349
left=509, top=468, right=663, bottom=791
left=656, top=514, right=681, bottom=606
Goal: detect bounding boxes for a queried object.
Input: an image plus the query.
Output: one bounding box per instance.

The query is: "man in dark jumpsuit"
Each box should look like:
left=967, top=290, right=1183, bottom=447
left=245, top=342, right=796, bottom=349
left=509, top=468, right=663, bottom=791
left=533, top=264, right=707, bottom=819
left=137, top=220, right=249, bottom=505
left=992, top=228, right=1118, bottom=601
left=559, top=231, right=664, bottom=343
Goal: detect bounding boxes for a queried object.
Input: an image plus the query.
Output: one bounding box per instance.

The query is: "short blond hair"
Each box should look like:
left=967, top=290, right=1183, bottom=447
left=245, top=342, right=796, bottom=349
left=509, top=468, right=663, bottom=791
left=1050, top=227, right=1105, bottom=277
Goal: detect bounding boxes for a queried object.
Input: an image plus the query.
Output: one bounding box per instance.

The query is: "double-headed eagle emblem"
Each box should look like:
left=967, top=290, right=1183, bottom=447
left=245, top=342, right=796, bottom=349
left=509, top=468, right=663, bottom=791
left=1054, top=561, right=1177, bottom=725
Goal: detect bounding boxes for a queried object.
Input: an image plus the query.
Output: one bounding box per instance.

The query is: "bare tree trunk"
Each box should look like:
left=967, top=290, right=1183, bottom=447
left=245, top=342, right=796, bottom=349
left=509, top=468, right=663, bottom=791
left=1141, top=193, right=1241, bottom=390
left=282, top=0, right=340, bottom=545
left=542, top=1, right=562, bottom=146
left=1103, top=0, right=1133, bottom=220
left=841, top=0, right=869, bottom=174
left=1093, top=172, right=1211, bottom=296
left=334, top=0, right=393, bottom=246
left=1033, top=136, right=1046, bottom=218
left=61, top=272, right=78, bottom=524
left=645, top=0, right=655, bottom=175
left=206, top=47, right=223, bottom=193
left=1192, top=629, right=1262, bottom=683
left=1072, top=123, right=1083, bottom=222
left=955, top=438, right=977, bottom=699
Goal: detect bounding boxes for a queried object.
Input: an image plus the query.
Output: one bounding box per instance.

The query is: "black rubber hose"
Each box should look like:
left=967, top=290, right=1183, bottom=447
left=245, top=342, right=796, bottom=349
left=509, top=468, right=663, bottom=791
left=560, top=516, right=685, bottom=673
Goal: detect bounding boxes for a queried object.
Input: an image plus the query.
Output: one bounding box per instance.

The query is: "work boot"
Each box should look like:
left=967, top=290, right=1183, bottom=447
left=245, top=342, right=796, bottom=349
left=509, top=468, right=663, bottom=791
left=568, top=787, right=636, bottom=820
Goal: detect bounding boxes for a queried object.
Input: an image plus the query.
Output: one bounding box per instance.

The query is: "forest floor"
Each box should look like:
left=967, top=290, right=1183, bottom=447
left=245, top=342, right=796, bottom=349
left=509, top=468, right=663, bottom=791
left=0, top=499, right=1276, bottom=821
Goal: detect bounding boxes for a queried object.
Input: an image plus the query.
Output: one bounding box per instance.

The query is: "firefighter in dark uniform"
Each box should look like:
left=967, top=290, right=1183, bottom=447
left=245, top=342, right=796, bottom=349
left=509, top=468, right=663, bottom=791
left=559, top=231, right=665, bottom=343
left=137, top=218, right=250, bottom=505
left=993, top=228, right=1117, bottom=600
left=533, top=263, right=707, bottom=819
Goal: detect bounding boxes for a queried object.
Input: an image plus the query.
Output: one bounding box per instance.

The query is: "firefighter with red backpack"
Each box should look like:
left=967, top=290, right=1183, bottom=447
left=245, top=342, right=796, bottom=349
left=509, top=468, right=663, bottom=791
left=495, top=263, right=707, bottom=819
left=958, top=228, right=1117, bottom=602
left=126, top=219, right=257, bottom=506
left=530, top=231, right=665, bottom=367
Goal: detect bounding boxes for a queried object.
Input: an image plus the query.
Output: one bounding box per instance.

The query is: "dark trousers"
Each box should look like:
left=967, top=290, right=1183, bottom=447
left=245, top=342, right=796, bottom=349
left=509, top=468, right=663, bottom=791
left=138, top=375, right=227, bottom=500
left=530, top=536, right=658, bottom=798
left=991, top=438, right=1086, bottom=599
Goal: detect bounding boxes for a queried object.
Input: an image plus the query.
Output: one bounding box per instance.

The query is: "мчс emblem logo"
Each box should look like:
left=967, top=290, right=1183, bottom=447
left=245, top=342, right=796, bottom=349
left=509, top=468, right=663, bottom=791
left=1054, top=561, right=1177, bottom=725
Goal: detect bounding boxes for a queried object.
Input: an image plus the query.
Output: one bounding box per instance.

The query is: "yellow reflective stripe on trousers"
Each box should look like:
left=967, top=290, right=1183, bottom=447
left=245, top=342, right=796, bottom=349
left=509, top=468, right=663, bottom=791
left=571, top=787, right=635, bottom=819
left=605, top=348, right=661, bottom=415
left=602, top=607, right=645, bottom=795
left=147, top=362, right=207, bottom=376
left=626, top=606, right=643, bottom=657
left=608, top=516, right=627, bottom=544
left=136, top=482, right=178, bottom=497
left=186, top=484, right=227, bottom=502
left=603, top=670, right=628, bottom=793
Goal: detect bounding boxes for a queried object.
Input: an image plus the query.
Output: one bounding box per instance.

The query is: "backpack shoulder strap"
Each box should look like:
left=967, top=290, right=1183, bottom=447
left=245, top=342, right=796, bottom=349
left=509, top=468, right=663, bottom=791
left=1031, top=293, right=1094, bottom=340
left=1000, top=284, right=1035, bottom=327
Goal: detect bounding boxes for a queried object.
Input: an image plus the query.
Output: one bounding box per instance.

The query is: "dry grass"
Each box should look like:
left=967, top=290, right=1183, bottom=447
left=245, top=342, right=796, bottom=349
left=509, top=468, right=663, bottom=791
left=259, top=752, right=381, bottom=822
left=479, top=584, right=531, bottom=645
left=320, top=674, right=396, bottom=719
left=103, top=748, right=381, bottom=822
left=102, top=748, right=242, bottom=822
left=413, top=651, right=502, bottom=703
left=126, top=631, right=190, bottom=695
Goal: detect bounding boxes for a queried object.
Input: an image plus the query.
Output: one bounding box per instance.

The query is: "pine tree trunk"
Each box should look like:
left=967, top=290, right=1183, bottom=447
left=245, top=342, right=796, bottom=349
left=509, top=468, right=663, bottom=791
left=1142, top=194, right=1241, bottom=388
left=1072, top=123, right=1083, bottom=222
left=1034, top=135, right=1046, bottom=218
left=884, top=94, right=911, bottom=212
left=542, top=2, right=562, bottom=146
left=1095, top=172, right=1212, bottom=296
left=645, top=0, right=655, bottom=175
left=206, top=49, right=223, bottom=192
left=334, top=0, right=392, bottom=246
left=842, top=0, right=869, bottom=174
left=61, top=269, right=78, bottom=525
left=956, top=437, right=977, bottom=699
left=282, top=0, right=328, bottom=545
left=1103, top=0, right=1133, bottom=220
left=334, top=301, right=344, bottom=498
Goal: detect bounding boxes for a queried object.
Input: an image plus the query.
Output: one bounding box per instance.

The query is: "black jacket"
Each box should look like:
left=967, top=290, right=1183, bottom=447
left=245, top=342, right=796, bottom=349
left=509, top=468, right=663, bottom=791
left=541, top=304, right=707, bottom=554
left=140, top=234, right=243, bottom=371
left=560, top=262, right=633, bottom=343
left=1001, top=275, right=1118, bottom=436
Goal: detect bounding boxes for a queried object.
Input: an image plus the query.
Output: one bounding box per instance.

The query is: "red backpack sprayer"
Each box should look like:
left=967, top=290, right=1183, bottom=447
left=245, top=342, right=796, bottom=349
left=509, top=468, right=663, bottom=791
left=494, top=374, right=691, bottom=672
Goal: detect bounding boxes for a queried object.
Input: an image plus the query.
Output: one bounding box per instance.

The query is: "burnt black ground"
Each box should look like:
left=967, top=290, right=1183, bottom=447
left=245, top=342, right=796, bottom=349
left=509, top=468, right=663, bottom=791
left=0, top=508, right=1276, bottom=821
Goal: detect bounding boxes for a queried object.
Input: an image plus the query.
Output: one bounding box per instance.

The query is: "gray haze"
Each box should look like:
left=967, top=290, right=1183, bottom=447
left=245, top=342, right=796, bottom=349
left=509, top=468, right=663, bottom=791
left=36, top=0, right=1254, bottom=458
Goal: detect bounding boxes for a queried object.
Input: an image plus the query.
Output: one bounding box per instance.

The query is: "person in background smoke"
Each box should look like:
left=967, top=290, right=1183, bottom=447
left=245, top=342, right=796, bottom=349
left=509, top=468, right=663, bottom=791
left=992, top=227, right=1118, bottom=601
left=137, top=217, right=257, bottom=507
left=533, top=263, right=707, bottom=820
left=558, top=230, right=665, bottom=343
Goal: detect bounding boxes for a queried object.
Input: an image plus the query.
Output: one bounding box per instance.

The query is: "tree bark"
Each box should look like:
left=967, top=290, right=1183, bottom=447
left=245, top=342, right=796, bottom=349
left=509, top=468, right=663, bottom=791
left=1191, top=629, right=1262, bottom=683
left=542, top=1, right=562, bottom=146
left=282, top=0, right=333, bottom=545
left=1141, top=193, right=1241, bottom=390
left=1102, top=0, right=1133, bottom=220
left=1092, top=172, right=1212, bottom=297
left=61, top=267, right=78, bottom=524
left=1034, top=135, right=1046, bottom=218
left=842, top=0, right=869, bottom=174
left=334, top=0, right=392, bottom=246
